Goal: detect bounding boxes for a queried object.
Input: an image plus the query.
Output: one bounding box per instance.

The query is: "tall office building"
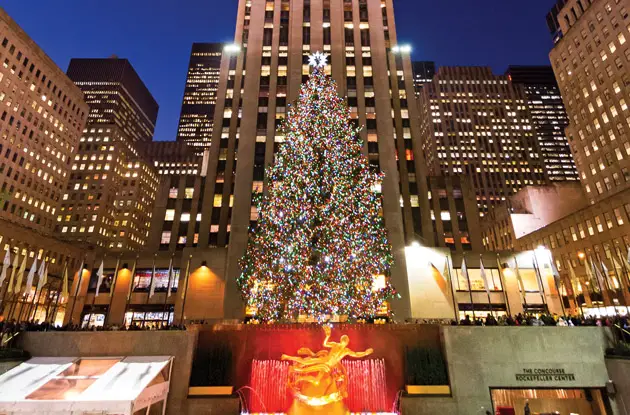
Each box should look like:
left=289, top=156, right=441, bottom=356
left=0, top=8, right=92, bottom=323
left=59, top=58, right=159, bottom=251
left=417, top=66, right=549, bottom=215
left=547, top=0, right=569, bottom=43
left=507, top=65, right=578, bottom=182
left=199, top=0, right=456, bottom=318
left=411, top=61, right=436, bottom=94
left=550, top=0, right=630, bottom=204
left=0, top=9, right=88, bottom=235
left=176, top=43, right=223, bottom=154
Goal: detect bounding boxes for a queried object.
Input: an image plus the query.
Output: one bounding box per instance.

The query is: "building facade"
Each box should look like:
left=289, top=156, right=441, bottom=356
left=411, top=60, right=435, bottom=94
left=197, top=0, right=453, bottom=319
left=176, top=43, right=223, bottom=154
left=0, top=7, right=92, bottom=324
left=417, top=66, right=550, bottom=215
left=0, top=8, right=88, bottom=235
left=58, top=58, right=160, bottom=252
left=507, top=65, right=578, bottom=182
left=550, top=0, right=630, bottom=204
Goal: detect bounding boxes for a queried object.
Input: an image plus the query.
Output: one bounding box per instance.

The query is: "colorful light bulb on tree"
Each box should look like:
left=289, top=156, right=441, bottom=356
left=238, top=53, right=395, bottom=322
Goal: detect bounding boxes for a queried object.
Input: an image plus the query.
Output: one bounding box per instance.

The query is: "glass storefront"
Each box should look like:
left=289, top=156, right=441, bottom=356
left=123, top=305, right=175, bottom=328
left=492, top=388, right=610, bottom=415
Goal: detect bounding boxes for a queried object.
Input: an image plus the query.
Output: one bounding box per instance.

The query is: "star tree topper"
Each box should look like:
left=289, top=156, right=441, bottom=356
left=308, top=51, right=328, bottom=68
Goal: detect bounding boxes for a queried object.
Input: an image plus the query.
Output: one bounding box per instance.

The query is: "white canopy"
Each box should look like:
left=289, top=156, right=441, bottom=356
left=0, top=356, right=173, bottom=415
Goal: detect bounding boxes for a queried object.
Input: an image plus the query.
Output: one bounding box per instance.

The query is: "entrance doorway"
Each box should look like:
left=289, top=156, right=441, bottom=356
left=491, top=388, right=610, bottom=415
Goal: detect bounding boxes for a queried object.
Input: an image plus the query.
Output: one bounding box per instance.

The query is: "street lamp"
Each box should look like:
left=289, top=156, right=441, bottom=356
left=392, top=44, right=412, bottom=54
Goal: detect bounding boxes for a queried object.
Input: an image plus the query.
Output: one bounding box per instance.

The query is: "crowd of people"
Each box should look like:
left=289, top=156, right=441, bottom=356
left=453, top=313, right=629, bottom=329
left=0, top=319, right=186, bottom=349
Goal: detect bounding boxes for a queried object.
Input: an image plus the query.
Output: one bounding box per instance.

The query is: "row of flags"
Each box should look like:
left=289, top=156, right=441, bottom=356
left=0, top=251, right=181, bottom=307
left=430, top=247, right=630, bottom=302
left=0, top=249, right=54, bottom=297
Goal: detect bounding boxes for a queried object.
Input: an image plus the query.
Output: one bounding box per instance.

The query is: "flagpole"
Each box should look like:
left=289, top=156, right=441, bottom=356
left=496, top=255, right=511, bottom=317
left=87, top=256, right=104, bottom=328
left=546, top=251, right=567, bottom=318
left=179, top=255, right=193, bottom=325
left=596, top=252, right=621, bottom=315
left=588, top=255, right=606, bottom=313
left=480, top=255, right=494, bottom=318
left=0, top=248, right=12, bottom=315
left=514, top=255, right=528, bottom=313
left=68, top=257, right=86, bottom=325
left=162, top=254, right=175, bottom=326
left=607, top=253, right=630, bottom=315
left=28, top=258, right=47, bottom=322
left=462, top=255, right=475, bottom=321
left=532, top=253, right=549, bottom=313
left=123, top=256, right=138, bottom=327
left=445, top=255, right=459, bottom=321
left=48, top=262, right=67, bottom=324
left=103, top=256, right=121, bottom=327
left=612, top=247, right=630, bottom=315
left=146, top=254, right=156, bottom=305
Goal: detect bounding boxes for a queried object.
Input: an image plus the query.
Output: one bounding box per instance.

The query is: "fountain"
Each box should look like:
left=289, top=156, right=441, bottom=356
left=247, top=327, right=390, bottom=414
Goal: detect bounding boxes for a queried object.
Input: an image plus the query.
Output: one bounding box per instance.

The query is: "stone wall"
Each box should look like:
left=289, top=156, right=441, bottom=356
left=16, top=330, right=198, bottom=415
left=606, top=357, right=630, bottom=415
left=439, top=326, right=614, bottom=414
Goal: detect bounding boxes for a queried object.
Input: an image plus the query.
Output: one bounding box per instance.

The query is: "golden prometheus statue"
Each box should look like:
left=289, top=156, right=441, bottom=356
left=281, top=325, right=373, bottom=415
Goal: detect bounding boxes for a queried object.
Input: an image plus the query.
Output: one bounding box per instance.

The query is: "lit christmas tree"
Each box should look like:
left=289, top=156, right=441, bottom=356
left=238, top=52, right=395, bottom=322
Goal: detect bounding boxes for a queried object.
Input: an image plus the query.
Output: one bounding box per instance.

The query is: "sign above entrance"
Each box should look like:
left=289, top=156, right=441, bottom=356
left=515, top=368, right=576, bottom=382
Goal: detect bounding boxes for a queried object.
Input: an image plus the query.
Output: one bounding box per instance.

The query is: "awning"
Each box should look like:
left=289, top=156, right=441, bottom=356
left=0, top=355, right=173, bottom=414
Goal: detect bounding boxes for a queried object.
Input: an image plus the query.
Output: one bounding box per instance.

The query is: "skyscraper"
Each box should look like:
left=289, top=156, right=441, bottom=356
left=0, top=9, right=88, bottom=235
left=411, top=61, right=436, bottom=94
left=59, top=58, right=159, bottom=251
left=200, top=0, right=450, bottom=318
left=176, top=43, right=223, bottom=154
left=546, top=0, right=569, bottom=43
left=417, top=66, right=549, bottom=215
left=550, top=0, right=630, bottom=204
left=506, top=65, right=578, bottom=182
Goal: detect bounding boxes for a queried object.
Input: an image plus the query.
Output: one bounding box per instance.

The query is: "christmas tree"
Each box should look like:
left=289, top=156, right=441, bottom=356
left=238, top=52, right=395, bottom=322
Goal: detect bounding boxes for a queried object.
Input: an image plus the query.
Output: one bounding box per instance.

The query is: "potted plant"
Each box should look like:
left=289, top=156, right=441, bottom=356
left=404, top=346, right=451, bottom=395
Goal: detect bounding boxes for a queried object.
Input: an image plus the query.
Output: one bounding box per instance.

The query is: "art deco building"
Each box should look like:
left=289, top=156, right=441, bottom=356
left=417, top=66, right=550, bottom=215
left=197, top=0, right=451, bottom=318
left=547, top=0, right=570, bottom=43
left=176, top=43, right=223, bottom=154
left=506, top=65, right=578, bottom=182
left=59, top=58, right=159, bottom=251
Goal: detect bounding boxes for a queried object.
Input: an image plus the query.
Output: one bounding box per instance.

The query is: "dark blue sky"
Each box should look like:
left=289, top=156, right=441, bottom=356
left=2, top=0, right=555, bottom=141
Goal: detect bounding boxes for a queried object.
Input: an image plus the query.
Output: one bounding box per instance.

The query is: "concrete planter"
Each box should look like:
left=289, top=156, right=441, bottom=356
left=188, top=386, right=234, bottom=396
left=405, top=385, right=451, bottom=395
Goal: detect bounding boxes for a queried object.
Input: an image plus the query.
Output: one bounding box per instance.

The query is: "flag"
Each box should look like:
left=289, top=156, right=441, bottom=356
left=166, top=257, right=174, bottom=297
left=479, top=256, right=491, bottom=296
left=0, top=248, right=10, bottom=287
left=514, top=257, right=527, bottom=302
left=181, top=257, right=191, bottom=300
left=600, top=261, right=612, bottom=290
left=95, top=260, right=104, bottom=297
left=461, top=257, right=470, bottom=290
left=568, top=261, right=580, bottom=295
left=110, top=258, right=120, bottom=297
left=35, top=258, right=46, bottom=292
left=23, top=257, right=37, bottom=295
left=532, top=258, right=545, bottom=295
left=127, top=260, right=137, bottom=301
left=14, top=254, right=27, bottom=293
left=149, top=258, right=157, bottom=298
left=550, top=259, right=562, bottom=291
left=585, top=257, right=599, bottom=292
left=7, top=251, right=18, bottom=294
left=61, top=264, right=69, bottom=301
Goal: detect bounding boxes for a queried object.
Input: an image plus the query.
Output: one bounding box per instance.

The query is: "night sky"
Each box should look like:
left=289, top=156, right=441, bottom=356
left=2, top=0, right=556, bottom=141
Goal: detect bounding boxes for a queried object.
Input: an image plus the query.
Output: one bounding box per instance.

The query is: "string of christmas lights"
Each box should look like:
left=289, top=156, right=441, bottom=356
left=237, top=65, right=395, bottom=322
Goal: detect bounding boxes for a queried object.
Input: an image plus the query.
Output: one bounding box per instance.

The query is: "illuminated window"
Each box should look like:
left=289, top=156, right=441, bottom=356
left=165, top=209, right=175, bottom=221
left=184, top=188, right=194, bottom=199
left=181, top=213, right=190, bottom=222
left=168, top=187, right=178, bottom=198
